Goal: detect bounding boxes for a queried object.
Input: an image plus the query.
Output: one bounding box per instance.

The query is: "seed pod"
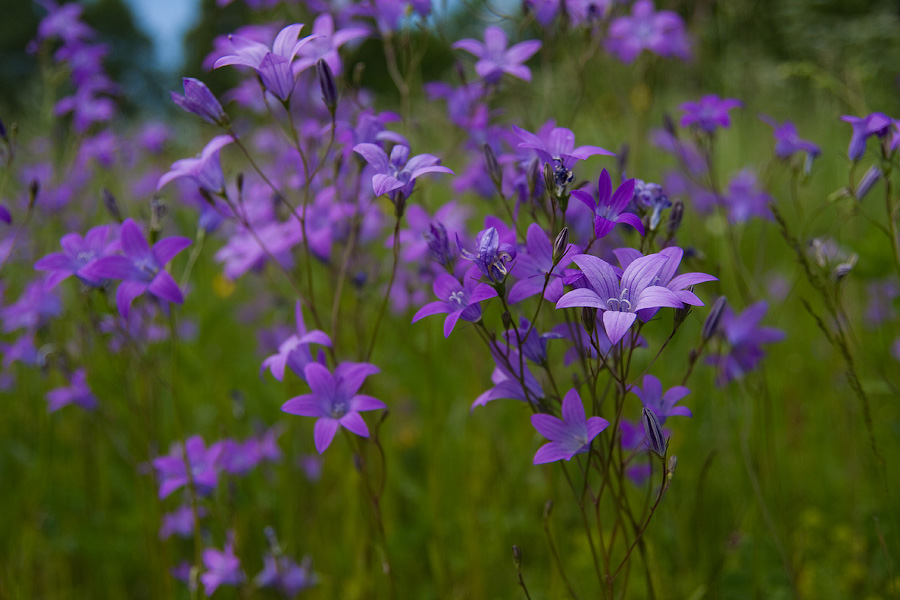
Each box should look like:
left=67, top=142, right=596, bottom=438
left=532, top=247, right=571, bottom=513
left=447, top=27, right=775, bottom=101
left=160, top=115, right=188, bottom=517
left=702, top=296, right=727, bottom=342
left=316, top=59, right=338, bottom=116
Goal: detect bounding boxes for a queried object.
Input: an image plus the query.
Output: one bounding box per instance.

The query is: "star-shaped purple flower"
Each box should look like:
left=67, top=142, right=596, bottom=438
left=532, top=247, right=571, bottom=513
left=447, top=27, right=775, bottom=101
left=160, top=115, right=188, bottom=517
left=760, top=116, right=820, bottom=160
left=571, top=169, right=644, bottom=239
left=413, top=265, right=498, bottom=337
left=256, top=554, right=317, bottom=596
left=261, top=301, right=331, bottom=381
left=458, top=226, right=517, bottom=284
left=513, top=123, right=614, bottom=173
left=605, top=0, right=691, bottom=63
left=157, top=135, right=234, bottom=194
left=629, top=375, right=691, bottom=425
left=508, top=223, right=577, bottom=304
left=81, top=219, right=191, bottom=319
left=34, top=224, right=119, bottom=289
left=708, top=300, right=785, bottom=385
left=293, top=14, right=369, bottom=76
left=152, top=435, right=223, bottom=499
left=680, top=95, right=742, bottom=133
left=841, top=112, right=894, bottom=161
left=453, top=26, right=542, bottom=83
left=46, top=368, right=99, bottom=413
left=282, top=362, right=386, bottom=453
left=353, top=143, right=453, bottom=203
left=201, top=538, right=244, bottom=596
left=531, top=388, right=609, bottom=464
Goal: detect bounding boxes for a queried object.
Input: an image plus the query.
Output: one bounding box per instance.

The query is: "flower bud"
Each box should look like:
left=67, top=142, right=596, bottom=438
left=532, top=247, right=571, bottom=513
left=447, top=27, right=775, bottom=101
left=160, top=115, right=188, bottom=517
left=483, top=143, right=502, bottom=190
left=512, top=545, right=522, bottom=570
left=854, top=166, right=881, bottom=201
left=673, top=292, right=692, bottom=331
left=666, top=199, right=683, bottom=238
left=832, top=254, right=857, bottom=282
left=702, top=296, right=727, bottom=342
left=552, top=227, right=569, bottom=265
left=641, top=406, right=668, bottom=458
left=28, top=179, right=39, bottom=208
left=543, top=162, right=555, bottom=198
left=102, top=188, right=122, bottom=223
left=424, top=221, right=453, bottom=271
left=663, top=113, right=678, bottom=137
left=581, top=307, right=596, bottom=334
left=501, top=310, right=513, bottom=330
left=616, top=143, right=629, bottom=181
left=171, top=77, right=228, bottom=126
left=316, top=59, right=338, bottom=117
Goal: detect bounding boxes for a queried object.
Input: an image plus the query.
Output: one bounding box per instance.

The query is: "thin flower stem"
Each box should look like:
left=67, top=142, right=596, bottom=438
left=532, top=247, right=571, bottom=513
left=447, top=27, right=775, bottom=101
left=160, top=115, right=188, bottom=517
left=542, top=506, right=581, bottom=600
left=365, top=213, right=402, bottom=362
left=179, top=228, right=206, bottom=290
left=561, top=463, right=604, bottom=595
left=0, top=189, right=35, bottom=276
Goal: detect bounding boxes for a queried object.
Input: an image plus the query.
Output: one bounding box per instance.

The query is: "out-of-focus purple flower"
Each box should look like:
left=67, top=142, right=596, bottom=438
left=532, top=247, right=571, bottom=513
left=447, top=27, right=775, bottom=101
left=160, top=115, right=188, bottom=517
left=159, top=504, right=206, bottom=540
left=531, top=388, right=608, bottom=464
left=472, top=348, right=544, bottom=409
left=760, top=116, right=820, bottom=161
left=725, top=170, right=772, bottom=224
left=513, top=123, right=613, bottom=175
left=503, top=317, right=563, bottom=366
left=34, top=3, right=94, bottom=45
left=453, top=26, right=542, bottom=83
left=629, top=375, right=691, bottom=425
left=80, top=219, right=191, bottom=319
left=605, top=0, right=691, bottom=63
left=293, top=14, right=369, bottom=76
left=46, top=368, right=98, bottom=412
left=281, top=362, right=385, bottom=453
left=261, top=301, right=331, bottom=381
left=508, top=223, right=576, bottom=303
left=458, top=226, right=517, bottom=284
left=54, top=76, right=117, bottom=133
left=1, top=334, right=40, bottom=370
left=524, top=0, right=560, bottom=25
left=864, top=279, right=898, bottom=327
left=171, top=78, right=228, bottom=126
left=424, top=82, right=485, bottom=129
left=214, top=24, right=317, bottom=102
left=353, top=143, right=453, bottom=203
left=571, top=169, right=644, bottom=239
left=0, top=204, right=10, bottom=225
left=152, top=435, right=223, bottom=499
left=566, top=0, right=614, bottom=25
left=413, top=265, right=498, bottom=337
left=138, top=122, right=170, bottom=154
left=396, top=201, right=470, bottom=265
left=633, top=179, right=671, bottom=230
left=556, top=253, right=683, bottom=344
left=201, top=537, right=244, bottom=596
left=158, top=135, right=234, bottom=194
left=256, top=554, right=317, bottom=596
left=708, top=301, right=785, bottom=385
left=34, top=224, right=119, bottom=289
left=679, top=95, right=742, bottom=133
left=1, top=279, right=62, bottom=333
left=841, top=112, right=893, bottom=161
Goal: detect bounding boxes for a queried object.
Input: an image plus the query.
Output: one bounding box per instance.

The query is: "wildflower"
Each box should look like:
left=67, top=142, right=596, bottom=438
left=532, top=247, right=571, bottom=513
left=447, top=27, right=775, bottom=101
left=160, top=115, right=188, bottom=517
left=256, top=554, right=317, bottom=596
left=633, top=179, right=671, bottom=230
left=201, top=537, right=244, bottom=596
left=159, top=505, right=207, bottom=540
left=571, top=169, right=644, bottom=239
left=760, top=116, right=820, bottom=161
left=513, top=124, right=613, bottom=192
left=46, top=368, right=98, bottom=412
left=502, top=317, right=562, bottom=366
left=679, top=95, right=742, bottom=133
left=841, top=112, right=893, bottom=161
left=531, top=388, right=609, bottom=464
left=605, top=0, right=691, bottom=63
left=1, top=279, right=62, bottom=333
left=34, top=224, right=119, bottom=289
left=453, top=26, right=542, bottom=83
left=556, top=253, right=683, bottom=344
left=708, top=301, right=785, bottom=385
left=80, top=219, right=191, bottom=319
left=152, top=435, right=223, bottom=499
left=157, top=135, right=234, bottom=195
left=171, top=77, right=228, bottom=126
left=413, top=265, right=498, bottom=337
left=854, top=166, right=881, bottom=201
left=472, top=348, right=544, bottom=409
left=293, top=14, right=369, bottom=76
left=458, top=227, right=517, bottom=284
left=261, top=301, right=331, bottom=381
left=353, top=142, right=453, bottom=205
left=0, top=204, right=10, bottom=225
left=629, top=375, right=691, bottom=425
left=724, top=170, right=772, bottom=223
left=508, top=223, right=576, bottom=303
left=281, top=362, right=386, bottom=453
left=641, top=406, right=667, bottom=458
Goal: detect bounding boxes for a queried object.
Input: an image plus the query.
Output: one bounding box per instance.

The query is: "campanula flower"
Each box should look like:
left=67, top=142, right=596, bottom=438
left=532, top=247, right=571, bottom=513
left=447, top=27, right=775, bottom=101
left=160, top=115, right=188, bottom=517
left=159, top=505, right=206, bottom=540
left=759, top=116, right=820, bottom=161
left=152, top=435, right=223, bottom=499
left=157, top=135, right=234, bottom=194
left=293, top=14, right=369, bottom=76
left=629, top=375, right=691, bottom=425
left=281, top=362, right=385, bottom=453
left=46, top=368, right=98, bottom=412
left=201, top=537, right=244, bottom=596
left=413, top=265, right=498, bottom=337
left=353, top=143, right=453, bottom=204
left=724, top=170, right=772, bottom=224
left=531, top=388, right=608, bottom=464
left=458, top=227, right=517, bottom=284
left=632, top=179, right=671, bottom=230
left=256, top=554, right=317, bottom=596
left=708, top=301, right=785, bottom=385
left=513, top=123, right=613, bottom=177
left=605, top=0, right=691, bottom=63
left=679, top=95, right=742, bottom=133
left=841, top=112, right=893, bottom=161
left=171, top=77, right=227, bottom=126
left=261, top=301, right=331, bottom=381
left=472, top=348, right=544, bottom=409
left=571, top=169, right=645, bottom=239
left=453, top=26, right=542, bottom=83
left=508, top=223, right=577, bottom=304
left=34, top=224, right=119, bottom=289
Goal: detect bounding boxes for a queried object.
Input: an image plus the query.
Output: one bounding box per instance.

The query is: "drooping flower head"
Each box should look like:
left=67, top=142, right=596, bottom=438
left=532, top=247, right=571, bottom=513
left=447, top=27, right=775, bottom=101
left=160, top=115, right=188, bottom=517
left=353, top=142, right=453, bottom=207
left=679, top=95, right=742, bottom=133
left=571, top=169, right=644, bottom=239
left=531, top=388, right=609, bottom=464
left=453, top=26, right=542, bottom=84
left=760, top=116, right=820, bottom=161
left=841, top=112, right=894, bottom=161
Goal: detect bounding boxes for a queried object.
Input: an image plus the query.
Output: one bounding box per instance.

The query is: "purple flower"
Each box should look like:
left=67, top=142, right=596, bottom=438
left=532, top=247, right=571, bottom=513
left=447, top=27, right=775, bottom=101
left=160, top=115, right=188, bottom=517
left=159, top=504, right=206, bottom=539
left=201, top=538, right=244, bottom=596
left=472, top=348, right=544, bottom=409
left=725, top=170, right=772, bottom=224
left=353, top=143, right=453, bottom=204
left=171, top=77, right=227, bottom=125
left=605, top=0, right=691, bottom=63
left=34, top=3, right=95, bottom=45
left=413, top=265, right=498, bottom=337
left=34, top=224, right=119, bottom=289
left=46, top=368, right=98, bottom=412
left=508, top=223, right=576, bottom=303
left=261, top=301, right=331, bottom=381
left=256, top=554, right=317, bottom=596
left=556, top=253, right=683, bottom=344
left=453, top=26, right=542, bottom=83
left=629, top=375, right=691, bottom=425
left=157, top=135, right=234, bottom=194
left=632, top=179, right=671, bottom=230
left=760, top=116, right=820, bottom=160
left=513, top=123, right=613, bottom=174
left=458, top=226, right=517, bottom=284
left=293, top=14, right=369, bottom=76
left=152, top=435, right=223, bottom=499
left=281, top=362, right=386, bottom=453
left=1, top=279, right=62, bottom=333
left=571, top=169, right=645, bottom=239
left=531, top=388, right=609, bottom=464
left=0, top=204, right=10, bottom=225
left=502, top=317, right=562, bottom=366
left=81, top=219, right=191, bottom=319
left=841, top=112, right=894, bottom=161
left=679, top=95, right=742, bottom=133
left=214, top=24, right=317, bottom=102
left=708, top=301, right=785, bottom=385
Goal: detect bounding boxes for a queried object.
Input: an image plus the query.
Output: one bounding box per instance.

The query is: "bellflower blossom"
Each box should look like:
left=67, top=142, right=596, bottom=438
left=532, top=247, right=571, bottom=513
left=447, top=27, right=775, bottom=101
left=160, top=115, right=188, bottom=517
left=281, top=362, right=385, bottom=453
left=256, top=554, right=317, bottom=596
left=458, top=227, right=517, bottom=284
left=605, top=0, right=691, bottom=63
left=159, top=504, right=207, bottom=540
left=556, top=253, right=683, bottom=344
left=293, top=14, right=369, bottom=76
left=841, top=112, right=894, bottom=161
left=81, top=219, right=191, bottom=319
left=472, top=348, right=544, bottom=409
left=152, top=435, right=223, bottom=499
left=261, top=301, right=331, bottom=381
left=46, top=368, right=98, bottom=412
left=157, top=135, right=234, bottom=195
left=353, top=143, right=453, bottom=204
left=171, top=77, right=228, bottom=126
left=34, top=224, right=119, bottom=289
left=0, top=204, right=10, bottom=225
left=680, top=95, right=742, bottom=133
left=513, top=124, right=613, bottom=193
left=508, top=223, right=577, bottom=303
left=708, top=301, right=785, bottom=385
left=531, top=389, right=609, bottom=464
left=453, top=26, right=542, bottom=83
left=571, top=169, right=644, bottom=239
left=633, top=179, right=671, bottom=230
left=413, top=265, right=498, bottom=337
left=725, top=170, right=772, bottom=224
left=201, top=538, right=244, bottom=596
left=760, top=116, right=820, bottom=161
left=629, top=375, right=691, bottom=425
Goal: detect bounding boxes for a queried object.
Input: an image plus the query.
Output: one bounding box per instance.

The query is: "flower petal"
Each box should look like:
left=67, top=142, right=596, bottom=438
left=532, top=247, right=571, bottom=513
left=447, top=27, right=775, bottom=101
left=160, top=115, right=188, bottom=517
left=313, top=418, right=340, bottom=453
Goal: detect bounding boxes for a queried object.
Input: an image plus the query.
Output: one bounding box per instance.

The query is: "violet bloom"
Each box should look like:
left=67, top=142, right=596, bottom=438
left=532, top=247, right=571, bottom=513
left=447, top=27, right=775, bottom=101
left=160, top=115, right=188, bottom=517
left=725, top=170, right=772, bottom=224
left=841, top=112, right=894, bottom=161
left=513, top=124, right=613, bottom=186
left=458, top=227, right=517, bottom=284
left=159, top=504, right=206, bottom=539
left=760, top=116, right=820, bottom=161
left=353, top=143, right=453, bottom=203
left=281, top=362, right=386, bottom=453
left=81, top=219, right=191, bottom=319
left=413, top=265, right=498, bottom=337
left=34, top=224, right=118, bottom=289
left=508, top=223, right=576, bottom=304
left=571, top=169, right=644, bottom=239
left=213, top=24, right=317, bottom=102
left=556, top=253, right=683, bottom=344
left=629, top=375, right=691, bottom=425
left=679, top=95, right=742, bottom=133
left=293, top=14, right=369, bottom=76
left=261, top=301, right=331, bottom=381
left=709, top=301, right=785, bottom=385
left=171, top=77, right=227, bottom=126
left=152, top=435, right=223, bottom=499
left=531, top=388, right=608, bottom=464
left=502, top=317, right=562, bottom=366
left=34, top=3, right=94, bottom=45
left=157, top=135, right=234, bottom=195
left=605, top=0, right=691, bottom=63
left=472, top=348, right=544, bottom=409
left=46, top=368, right=98, bottom=412
left=256, top=554, right=317, bottom=596
left=0, top=204, right=10, bottom=225
left=201, top=538, right=244, bottom=596
left=453, top=26, right=542, bottom=83
left=1, top=279, right=62, bottom=333
left=633, top=179, right=671, bottom=230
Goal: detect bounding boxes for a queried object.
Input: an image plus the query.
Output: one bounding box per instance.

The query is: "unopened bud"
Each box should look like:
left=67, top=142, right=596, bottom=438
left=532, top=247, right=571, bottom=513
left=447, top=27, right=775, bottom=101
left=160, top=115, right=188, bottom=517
left=832, top=254, right=857, bottom=282
left=673, top=292, right=692, bottom=331
left=316, top=59, right=338, bottom=116
left=28, top=179, right=39, bottom=207
left=663, top=113, right=677, bottom=137
left=236, top=172, right=244, bottom=194
left=543, top=162, right=555, bottom=198
left=424, top=221, right=453, bottom=271
left=666, top=199, right=683, bottom=238
left=483, top=143, right=502, bottom=189
left=702, top=296, right=727, bottom=342
left=150, top=196, right=167, bottom=241
left=512, top=545, right=522, bottom=570
left=667, top=455, right=677, bottom=477
left=854, top=166, right=881, bottom=201
left=552, top=227, right=569, bottom=265
left=616, top=143, right=629, bottom=180
left=501, top=311, right=512, bottom=330
left=581, top=307, right=596, bottom=334
left=102, top=188, right=122, bottom=222
left=641, top=406, right=668, bottom=458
